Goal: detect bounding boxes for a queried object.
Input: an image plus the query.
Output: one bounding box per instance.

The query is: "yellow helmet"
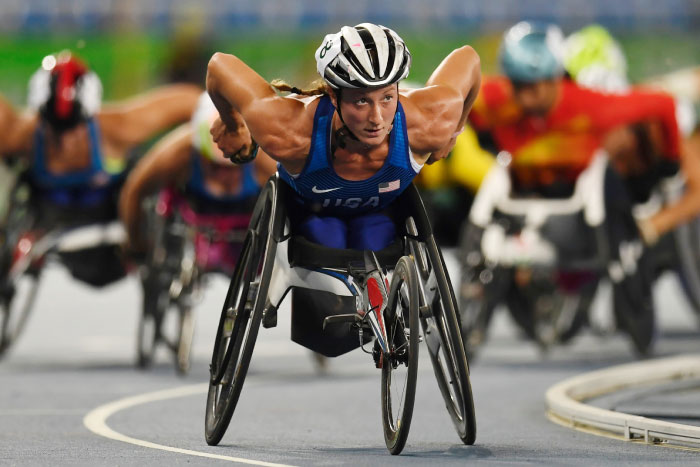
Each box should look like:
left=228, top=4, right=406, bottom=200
left=563, top=24, right=628, bottom=89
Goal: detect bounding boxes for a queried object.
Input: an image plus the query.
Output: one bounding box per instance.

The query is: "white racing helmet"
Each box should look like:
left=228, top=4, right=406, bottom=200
left=191, top=92, right=228, bottom=164
left=315, top=23, right=411, bottom=89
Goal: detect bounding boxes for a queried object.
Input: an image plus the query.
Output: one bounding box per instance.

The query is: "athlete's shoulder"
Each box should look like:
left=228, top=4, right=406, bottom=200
left=479, top=76, right=513, bottom=108
left=469, top=75, right=520, bottom=130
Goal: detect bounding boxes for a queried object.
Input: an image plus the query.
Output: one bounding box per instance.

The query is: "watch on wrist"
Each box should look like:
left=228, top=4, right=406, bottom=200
left=228, top=139, right=259, bottom=164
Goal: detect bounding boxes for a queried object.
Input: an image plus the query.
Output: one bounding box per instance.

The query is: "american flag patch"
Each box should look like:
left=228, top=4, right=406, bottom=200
left=378, top=180, right=400, bottom=193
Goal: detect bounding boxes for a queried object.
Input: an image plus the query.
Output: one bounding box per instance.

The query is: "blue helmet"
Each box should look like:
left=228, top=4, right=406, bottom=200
left=499, top=21, right=565, bottom=83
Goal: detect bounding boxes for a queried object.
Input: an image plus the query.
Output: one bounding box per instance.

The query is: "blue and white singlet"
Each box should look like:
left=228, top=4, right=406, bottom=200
left=278, top=95, right=422, bottom=217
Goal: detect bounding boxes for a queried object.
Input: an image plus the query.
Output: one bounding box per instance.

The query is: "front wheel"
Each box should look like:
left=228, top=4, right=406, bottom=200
left=205, top=180, right=277, bottom=446
left=382, top=256, right=420, bottom=455
left=411, top=238, right=476, bottom=445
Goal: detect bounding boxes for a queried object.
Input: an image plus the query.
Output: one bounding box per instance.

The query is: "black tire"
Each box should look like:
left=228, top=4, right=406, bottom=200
left=205, top=180, right=278, bottom=446
left=137, top=280, right=196, bottom=374
left=137, top=279, right=163, bottom=368
left=458, top=262, right=508, bottom=360
left=0, top=266, right=41, bottom=358
left=457, top=221, right=507, bottom=360
left=613, top=260, right=655, bottom=356
left=411, top=237, right=477, bottom=445
left=602, top=167, right=656, bottom=355
left=672, top=218, right=700, bottom=315
left=505, top=276, right=595, bottom=350
left=382, top=256, right=420, bottom=455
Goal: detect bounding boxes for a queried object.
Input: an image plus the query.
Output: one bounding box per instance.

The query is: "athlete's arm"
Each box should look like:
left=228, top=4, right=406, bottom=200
left=253, top=149, right=279, bottom=186
left=119, top=124, right=192, bottom=251
left=0, top=96, right=36, bottom=158
left=402, top=46, right=481, bottom=164
left=590, top=88, right=681, bottom=159
left=648, top=131, right=700, bottom=239
left=98, top=83, right=201, bottom=151
left=206, top=52, right=314, bottom=165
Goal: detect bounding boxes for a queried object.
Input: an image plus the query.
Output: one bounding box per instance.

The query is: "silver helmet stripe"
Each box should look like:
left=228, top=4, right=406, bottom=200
left=340, top=25, right=375, bottom=79
left=359, top=23, right=390, bottom=77
left=325, top=66, right=357, bottom=89
left=336, top=53, right=367, bottom=86
left=386, top=28, right=408, bottom=82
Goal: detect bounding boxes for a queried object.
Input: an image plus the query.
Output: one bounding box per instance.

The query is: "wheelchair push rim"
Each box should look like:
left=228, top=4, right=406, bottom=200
left=205, top=180, right=277, bottom=446
left=381, top=255, right=420, bottom=455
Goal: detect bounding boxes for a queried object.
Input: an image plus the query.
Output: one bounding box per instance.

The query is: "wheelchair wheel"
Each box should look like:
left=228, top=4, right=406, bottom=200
left=137, top=280, right=196, bottom=374
left=205, top=180, right=277, bottom=446
left=136, top=278, right=163, bottom=368
left=672, top=218, right=700, bottom=315
left=459, top=262, right=506, bottom=360
left=382, top=255, right=419, bottom=455
left=410, top=237, right=477, bottom=445
left=612, top=259, right=655, bottom=356
left=505, top=276, right=595, bottom=351
left=175, top=304, right=195, bottom=374
left=457, top=221, right=507, bottom=359
left=0, top=180, right=40, bottom=357
left=0, top=267, right=41, bottom=358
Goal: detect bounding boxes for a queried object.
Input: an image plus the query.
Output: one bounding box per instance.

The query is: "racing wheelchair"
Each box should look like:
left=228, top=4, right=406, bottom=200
left=0, top=165, right=128, bottom=358
left=632, top=171, right=700, bottom=323
left=137, top=189, right=249, bottom=374
left=458, top=151, right=656, bottom=358
left=204, top=174, right=476, bottom=455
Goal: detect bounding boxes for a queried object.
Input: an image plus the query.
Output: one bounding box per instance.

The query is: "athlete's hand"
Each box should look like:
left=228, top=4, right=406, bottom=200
left=427, top=130, right=461, bottom=164
left=210, top=115, right=256, bottom=163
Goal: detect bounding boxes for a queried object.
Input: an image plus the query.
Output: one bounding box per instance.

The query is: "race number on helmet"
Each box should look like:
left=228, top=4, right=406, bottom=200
left=27, top=51, right=102, bottom=131
left=315, top=23, right=411, bottom=89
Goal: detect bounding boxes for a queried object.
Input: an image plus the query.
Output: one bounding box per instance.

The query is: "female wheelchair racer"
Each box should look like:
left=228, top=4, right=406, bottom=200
left=205, top=174, right=476, bottom=455
left=203, top=22, right=481, bottom=454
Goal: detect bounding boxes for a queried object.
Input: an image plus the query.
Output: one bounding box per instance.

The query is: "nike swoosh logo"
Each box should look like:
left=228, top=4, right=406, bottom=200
left=312, top=185, right=341, bottom=193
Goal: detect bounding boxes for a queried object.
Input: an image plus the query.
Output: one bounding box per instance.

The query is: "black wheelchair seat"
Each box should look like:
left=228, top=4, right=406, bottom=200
left=287, top=235, right=404, bottom=271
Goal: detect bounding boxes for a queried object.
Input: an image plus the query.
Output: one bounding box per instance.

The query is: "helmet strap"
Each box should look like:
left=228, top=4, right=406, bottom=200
left=332, top=88, right=360, bottom=149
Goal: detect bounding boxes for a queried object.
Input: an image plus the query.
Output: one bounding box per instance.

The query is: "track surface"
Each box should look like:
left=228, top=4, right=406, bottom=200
left=2, top=254, right=700, bottom=466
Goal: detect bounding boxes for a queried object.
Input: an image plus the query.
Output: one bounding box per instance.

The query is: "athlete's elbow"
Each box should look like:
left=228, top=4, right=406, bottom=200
left=207, top=53, right=234, bottom=93
left=460, top=46, right=481, bottom=84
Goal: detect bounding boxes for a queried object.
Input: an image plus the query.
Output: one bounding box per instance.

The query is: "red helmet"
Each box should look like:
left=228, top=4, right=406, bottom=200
left=27, top=51, right=102, bottom=131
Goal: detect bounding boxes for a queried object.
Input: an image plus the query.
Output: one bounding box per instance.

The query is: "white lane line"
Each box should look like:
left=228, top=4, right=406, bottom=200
left=83, top=383, right=296, bottom=467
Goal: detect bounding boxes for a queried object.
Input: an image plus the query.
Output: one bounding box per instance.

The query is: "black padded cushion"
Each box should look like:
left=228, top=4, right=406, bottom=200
left=287, top=235, right=404, bottom=270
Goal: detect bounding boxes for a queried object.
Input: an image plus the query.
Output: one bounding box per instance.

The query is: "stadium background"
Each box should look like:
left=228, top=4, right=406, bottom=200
left=0, top=0, right=699, bottom=105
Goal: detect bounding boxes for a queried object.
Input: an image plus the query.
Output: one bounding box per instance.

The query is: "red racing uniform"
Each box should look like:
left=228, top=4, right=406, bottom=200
left=468, top=76, right=681, bottom=191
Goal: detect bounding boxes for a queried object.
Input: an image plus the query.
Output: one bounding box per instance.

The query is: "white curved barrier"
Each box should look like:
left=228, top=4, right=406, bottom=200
left=546, top=354, right=700, bottom=448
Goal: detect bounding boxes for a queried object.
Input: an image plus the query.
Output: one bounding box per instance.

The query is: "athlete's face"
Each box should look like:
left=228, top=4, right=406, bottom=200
left=512, top=79, right=560, bottom=117
left=333, top=84, right=399, bottom=147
